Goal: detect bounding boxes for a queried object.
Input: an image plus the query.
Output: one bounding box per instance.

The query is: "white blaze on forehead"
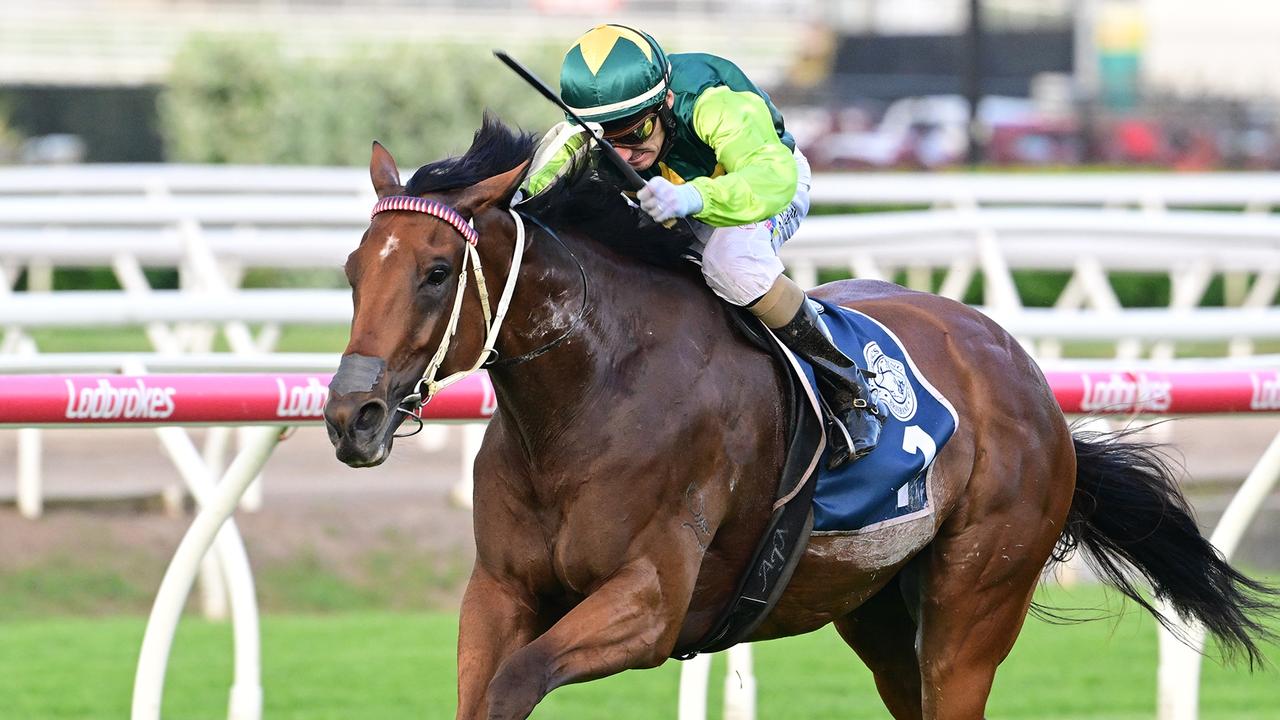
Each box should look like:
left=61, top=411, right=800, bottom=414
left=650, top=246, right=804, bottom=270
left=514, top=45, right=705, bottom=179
left=379, top=235, right=400, bottom=261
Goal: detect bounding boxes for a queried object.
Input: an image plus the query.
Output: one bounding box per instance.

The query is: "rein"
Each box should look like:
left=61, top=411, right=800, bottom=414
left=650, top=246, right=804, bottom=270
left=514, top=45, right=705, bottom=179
left=484, top=211, right=590, bottom=368
left=368, top=195, right=588, bottom=433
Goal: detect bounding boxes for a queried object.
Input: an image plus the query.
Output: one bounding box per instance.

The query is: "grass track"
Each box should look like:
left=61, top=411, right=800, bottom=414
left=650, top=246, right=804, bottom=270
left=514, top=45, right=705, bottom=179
left=2, top=585, right=1277, bottom=719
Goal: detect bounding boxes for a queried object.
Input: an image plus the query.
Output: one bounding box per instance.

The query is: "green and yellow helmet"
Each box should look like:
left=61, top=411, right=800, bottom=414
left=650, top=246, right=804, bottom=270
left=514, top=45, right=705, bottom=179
left=560, top=25, right=670, bottom=124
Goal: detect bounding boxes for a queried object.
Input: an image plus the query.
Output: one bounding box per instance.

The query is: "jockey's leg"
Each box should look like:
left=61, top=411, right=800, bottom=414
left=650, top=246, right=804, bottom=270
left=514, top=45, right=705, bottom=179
left=759, top=275, right=887, bottom=467
left=698, top=222, right=886, bottom=469
left=697, top=146, right=884, bottom=468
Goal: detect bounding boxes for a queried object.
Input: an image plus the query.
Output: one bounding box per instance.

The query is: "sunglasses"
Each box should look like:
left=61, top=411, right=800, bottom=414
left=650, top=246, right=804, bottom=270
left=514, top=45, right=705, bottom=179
left=602, top=112, right=660, bottom=148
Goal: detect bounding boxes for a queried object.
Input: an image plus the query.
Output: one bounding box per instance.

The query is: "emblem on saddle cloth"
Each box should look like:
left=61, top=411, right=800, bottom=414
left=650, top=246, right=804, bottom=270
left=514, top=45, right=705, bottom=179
left=864, top=341, right=917, bottom=421
left=797, top=302, right=960, bottom=534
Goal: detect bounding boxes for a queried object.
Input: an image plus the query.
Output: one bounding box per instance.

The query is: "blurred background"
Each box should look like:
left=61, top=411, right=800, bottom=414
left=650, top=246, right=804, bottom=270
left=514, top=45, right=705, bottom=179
left=1, top=2, right=1278, bottom=719
left=2, top=0, right=1279, bottom=170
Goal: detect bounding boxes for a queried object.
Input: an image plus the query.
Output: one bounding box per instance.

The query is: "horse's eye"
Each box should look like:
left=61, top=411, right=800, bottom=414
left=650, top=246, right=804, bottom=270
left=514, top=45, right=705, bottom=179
left=424, top=266, right=450, bottom=286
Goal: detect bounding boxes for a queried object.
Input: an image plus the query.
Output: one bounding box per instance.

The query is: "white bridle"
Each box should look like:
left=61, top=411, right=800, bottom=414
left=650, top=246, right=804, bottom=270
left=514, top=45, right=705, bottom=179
left=369, top=195, right=527, bottom=415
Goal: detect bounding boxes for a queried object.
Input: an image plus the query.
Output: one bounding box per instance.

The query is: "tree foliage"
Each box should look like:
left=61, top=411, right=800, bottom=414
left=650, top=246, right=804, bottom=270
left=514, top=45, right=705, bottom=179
left=160, top=34, right=562, bottom=166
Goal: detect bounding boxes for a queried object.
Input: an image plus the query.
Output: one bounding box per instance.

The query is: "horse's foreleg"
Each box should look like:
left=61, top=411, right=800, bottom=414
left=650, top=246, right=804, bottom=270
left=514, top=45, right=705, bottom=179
left=483, top=557, right=691, bottom=720
left=456, top=567, right=540, bottom=720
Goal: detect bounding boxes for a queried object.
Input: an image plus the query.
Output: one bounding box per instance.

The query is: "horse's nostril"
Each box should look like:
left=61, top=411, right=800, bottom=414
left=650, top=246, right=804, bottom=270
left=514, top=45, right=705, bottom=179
left=354, top=400, right=387, bottom=433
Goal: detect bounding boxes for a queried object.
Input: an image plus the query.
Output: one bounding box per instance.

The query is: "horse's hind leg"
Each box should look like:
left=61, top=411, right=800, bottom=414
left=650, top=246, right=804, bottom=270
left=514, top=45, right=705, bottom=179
left=833, top=571, right=923, bottom=720
left=913, top=467, right=1071, bottom=718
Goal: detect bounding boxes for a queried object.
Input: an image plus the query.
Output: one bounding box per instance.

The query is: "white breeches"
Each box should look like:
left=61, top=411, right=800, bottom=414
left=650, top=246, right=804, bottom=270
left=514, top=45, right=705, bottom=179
left=694, top=147, right=812, bottom=306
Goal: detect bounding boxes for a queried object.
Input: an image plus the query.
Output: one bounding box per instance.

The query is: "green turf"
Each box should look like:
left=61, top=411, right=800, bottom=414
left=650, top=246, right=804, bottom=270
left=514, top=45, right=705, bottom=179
left=1, top=584, right=1276, bottom=719
left=25, top=325, right=352, bottom=354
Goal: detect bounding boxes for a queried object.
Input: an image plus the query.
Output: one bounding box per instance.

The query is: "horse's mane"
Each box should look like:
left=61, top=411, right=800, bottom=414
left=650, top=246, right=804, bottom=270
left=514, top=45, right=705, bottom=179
left=520, top=158, right=698, bottom=269
left=404, top=113, right=538, bottom=195
left=406, top=114, right=697, bottom=269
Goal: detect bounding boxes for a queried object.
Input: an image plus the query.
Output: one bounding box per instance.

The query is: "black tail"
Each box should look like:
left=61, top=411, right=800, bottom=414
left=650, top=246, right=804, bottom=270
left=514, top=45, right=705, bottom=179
left=1058, top=427, right=1278, bottom=666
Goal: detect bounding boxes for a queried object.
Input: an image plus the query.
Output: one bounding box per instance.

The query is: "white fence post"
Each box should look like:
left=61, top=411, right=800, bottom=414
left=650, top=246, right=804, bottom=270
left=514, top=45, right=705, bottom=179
left=235, top=427, right=265, bottom=513
left=677, top=653, right=713, bottom=720
left=17, top=427, right=42, bottom=518
left=450, top=423, right=487, bottom=509
left=133, top=425, right=282, bottom=720
left=724, top=644, right=757, bottom=720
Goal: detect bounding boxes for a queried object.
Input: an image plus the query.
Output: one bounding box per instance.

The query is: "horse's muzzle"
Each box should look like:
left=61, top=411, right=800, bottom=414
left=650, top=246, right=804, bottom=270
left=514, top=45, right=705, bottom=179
left=325, top=394, right=394, bottom=467
left=325, top=353, right=400, bottom=466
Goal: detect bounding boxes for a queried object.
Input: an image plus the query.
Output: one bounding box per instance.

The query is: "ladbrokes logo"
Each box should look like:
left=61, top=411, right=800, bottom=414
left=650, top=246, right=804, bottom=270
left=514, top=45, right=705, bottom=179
left=1252, top=371, right=1280, bottom=411
left=276, top=377, right=327, bottom=418
left=64, top=379, right=177, bottom=420
left=1080, top=373, right=1172, bottom=413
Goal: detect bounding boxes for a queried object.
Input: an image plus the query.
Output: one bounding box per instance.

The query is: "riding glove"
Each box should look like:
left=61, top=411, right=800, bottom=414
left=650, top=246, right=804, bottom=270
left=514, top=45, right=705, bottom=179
left=638, top=176, right=703, bottom=223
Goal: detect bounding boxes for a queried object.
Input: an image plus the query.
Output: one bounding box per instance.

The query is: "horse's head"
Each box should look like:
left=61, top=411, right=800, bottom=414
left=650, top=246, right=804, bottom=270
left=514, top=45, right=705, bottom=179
left=325, top=141, right=526, bottom=467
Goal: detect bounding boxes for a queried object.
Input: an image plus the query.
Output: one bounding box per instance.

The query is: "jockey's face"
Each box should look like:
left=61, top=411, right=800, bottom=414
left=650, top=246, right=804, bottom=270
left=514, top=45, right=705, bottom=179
left=611, top=122, right=664, bottom=171
left=605, top=92, right=673, bottom=172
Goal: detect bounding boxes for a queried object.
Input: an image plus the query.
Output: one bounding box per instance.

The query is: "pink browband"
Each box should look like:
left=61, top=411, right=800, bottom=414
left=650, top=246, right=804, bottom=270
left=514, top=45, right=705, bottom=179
left=371, top=195, right=479, bottom=245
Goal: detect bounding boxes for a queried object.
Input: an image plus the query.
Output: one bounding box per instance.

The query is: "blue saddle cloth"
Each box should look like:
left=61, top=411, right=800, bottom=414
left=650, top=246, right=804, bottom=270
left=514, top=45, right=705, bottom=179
left=792, top=300, right=959, bottom=533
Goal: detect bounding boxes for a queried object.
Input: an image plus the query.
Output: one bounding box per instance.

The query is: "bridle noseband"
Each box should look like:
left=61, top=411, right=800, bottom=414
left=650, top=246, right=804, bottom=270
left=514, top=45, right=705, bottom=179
left=368, top=194, right=588, bottom=433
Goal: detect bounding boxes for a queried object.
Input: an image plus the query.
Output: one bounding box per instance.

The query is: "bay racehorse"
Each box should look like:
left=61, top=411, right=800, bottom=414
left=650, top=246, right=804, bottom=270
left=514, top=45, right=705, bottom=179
left=324, top=117, right=1275, bottom=719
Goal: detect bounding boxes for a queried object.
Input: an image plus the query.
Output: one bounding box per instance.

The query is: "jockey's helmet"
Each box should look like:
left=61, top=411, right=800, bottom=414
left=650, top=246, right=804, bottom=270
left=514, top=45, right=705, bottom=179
left=560, top=25, right=670, bottom=124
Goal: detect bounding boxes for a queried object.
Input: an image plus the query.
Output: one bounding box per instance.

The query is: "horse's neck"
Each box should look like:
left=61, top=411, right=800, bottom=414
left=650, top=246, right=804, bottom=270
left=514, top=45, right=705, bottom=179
left=488, top=225, right=718, bottom=452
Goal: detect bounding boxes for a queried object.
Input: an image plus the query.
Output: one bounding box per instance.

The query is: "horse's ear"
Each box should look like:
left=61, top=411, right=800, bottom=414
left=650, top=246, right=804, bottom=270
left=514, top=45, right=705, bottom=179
left=455, top=160, right=531, bottom=218
left=370, top=141, right=402, bottom=199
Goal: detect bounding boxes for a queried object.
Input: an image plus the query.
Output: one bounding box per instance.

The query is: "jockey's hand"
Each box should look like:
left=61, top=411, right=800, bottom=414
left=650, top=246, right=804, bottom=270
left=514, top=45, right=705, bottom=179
left=638, top=177, right=703, bottom=223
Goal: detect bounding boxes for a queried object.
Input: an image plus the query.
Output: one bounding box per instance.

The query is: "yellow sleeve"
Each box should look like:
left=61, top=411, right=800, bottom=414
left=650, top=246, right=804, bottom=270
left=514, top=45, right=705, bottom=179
left=686, top=86, right=798, bottom=226
left=523, top=121, right=596, bottom=198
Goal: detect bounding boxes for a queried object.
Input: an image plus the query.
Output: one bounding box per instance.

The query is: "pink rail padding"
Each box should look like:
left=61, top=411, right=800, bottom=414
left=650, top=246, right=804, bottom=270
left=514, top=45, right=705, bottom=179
left=1, top=369, right=1278, bottom=427
left=0, top=373, right=496, bottom=427
left=1044, top=369, right=1280, bottom=415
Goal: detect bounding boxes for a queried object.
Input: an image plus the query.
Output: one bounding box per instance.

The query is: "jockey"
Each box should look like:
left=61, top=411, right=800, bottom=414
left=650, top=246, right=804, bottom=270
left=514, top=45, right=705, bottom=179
left=525, top=24, right=886, bottom=468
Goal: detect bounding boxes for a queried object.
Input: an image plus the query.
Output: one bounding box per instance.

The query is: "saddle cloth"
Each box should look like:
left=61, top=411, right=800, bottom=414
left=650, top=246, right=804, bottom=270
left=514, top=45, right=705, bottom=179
left=797, top=299, right=960, bottom=534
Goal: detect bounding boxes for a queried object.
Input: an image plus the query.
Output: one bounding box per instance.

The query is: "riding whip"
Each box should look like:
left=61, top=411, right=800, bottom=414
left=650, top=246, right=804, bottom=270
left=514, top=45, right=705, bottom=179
left=494, top=49, right=678, bottom=229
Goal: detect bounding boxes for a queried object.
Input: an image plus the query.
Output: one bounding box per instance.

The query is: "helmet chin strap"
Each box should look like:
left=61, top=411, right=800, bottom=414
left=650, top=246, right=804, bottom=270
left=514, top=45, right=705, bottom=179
left=655, top=101, right=678, bottom=164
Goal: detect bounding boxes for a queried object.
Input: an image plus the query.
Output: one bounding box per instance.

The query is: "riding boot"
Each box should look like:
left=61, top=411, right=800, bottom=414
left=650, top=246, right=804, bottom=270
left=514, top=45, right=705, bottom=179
left=773, top=300, right=888, bottom=469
